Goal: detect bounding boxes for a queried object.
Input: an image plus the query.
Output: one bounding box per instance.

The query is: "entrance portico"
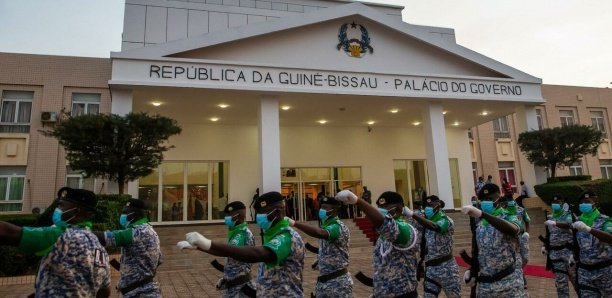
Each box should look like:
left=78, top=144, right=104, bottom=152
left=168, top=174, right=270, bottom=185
left=110, top=2, right=543, bottom=223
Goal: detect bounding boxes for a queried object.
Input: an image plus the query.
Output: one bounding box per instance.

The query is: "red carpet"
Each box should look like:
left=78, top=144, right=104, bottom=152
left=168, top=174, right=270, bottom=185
left=455, top=256, right=554, bottom=279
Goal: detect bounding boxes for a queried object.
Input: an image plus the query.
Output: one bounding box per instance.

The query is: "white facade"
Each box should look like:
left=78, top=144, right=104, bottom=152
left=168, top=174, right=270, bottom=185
left=111, top=0, right=543, bottom=223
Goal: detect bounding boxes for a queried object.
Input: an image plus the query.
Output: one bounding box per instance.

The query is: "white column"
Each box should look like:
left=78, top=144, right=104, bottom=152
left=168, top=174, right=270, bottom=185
left=258, top=96, right=281, bottom=193
left=422, top=103, right=454, bottom=208
left=110, top=88, right=138, bottom=197
left=514, top=105, right=542, bottom=189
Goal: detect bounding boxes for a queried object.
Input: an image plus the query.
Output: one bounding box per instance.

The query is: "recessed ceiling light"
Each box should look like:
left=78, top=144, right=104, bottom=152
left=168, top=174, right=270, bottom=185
left=210, top=117, right=219, bottom=122
left=442, top=111, right=448, bottom=115
left=367, top=120, right=375, bottom=125
left=480, top=111, right=489, bottom=116
left=452, top=121, right=460, bottom=126
left=390, top=108, right=399, bottom=114
left=412, top=121, right=421, bottom=126
left=281, top=105, right=291, bottom=111
left=318, top=120, right=327, bottom=124
left=152, top=101, right=162, bottom=107
left=218, top=104, right=229, bottom=109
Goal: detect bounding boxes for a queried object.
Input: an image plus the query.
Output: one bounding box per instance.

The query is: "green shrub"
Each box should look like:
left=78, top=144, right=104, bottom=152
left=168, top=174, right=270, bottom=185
left=92, top=194, right=131, bottom=231
left=546, top=175, right=592, bottom=183
left=0, top=214, right=42, bottom=277
left=534, top=179, right=612, bottom=214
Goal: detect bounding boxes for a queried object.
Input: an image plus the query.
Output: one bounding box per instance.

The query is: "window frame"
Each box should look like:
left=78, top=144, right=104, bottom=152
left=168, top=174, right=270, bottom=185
left=535, top=108, right=544, bottom=130
left=0, top=91, right=33, bottom=133
left=559, top=109, right=575, bottom=127
left=590, top=110, right=607, bottom=135
left=71, top=93, right=101, bottom=117
left=492, top=116, right=510, bottom=139
left=0, top=174, right=25, bottom=212
left=569, top=161, right=583, bottom=176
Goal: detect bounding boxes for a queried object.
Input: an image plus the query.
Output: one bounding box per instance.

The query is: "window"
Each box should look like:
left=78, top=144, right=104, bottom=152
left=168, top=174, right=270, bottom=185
left=66, top=168, right=96, bottom=191
left=590, top=111, right=607, bottom=134
left=600, top=160, right=612, bottom=179
left=71, top=93, right=100, bottom=116
left=472, top=162, right=478, bottom=185
left=493, top=116, right=510, bottom=139
left=0, top=91, right=33, bottom=133
left=498, top=162, right=516, bottom=193
left=569, top=161, right=583, bottom=176
left=559, top=109, right=575, bottom=127
left=468, top=128, right=474, bottom=139
left=536, top=109, right=544, bottom=130
left=0, top=167, right=26, bottom=212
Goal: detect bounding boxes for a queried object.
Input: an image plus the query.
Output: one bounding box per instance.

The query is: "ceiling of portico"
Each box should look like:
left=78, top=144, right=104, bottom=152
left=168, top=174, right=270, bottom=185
left=131, top=86, right=533, bottom=129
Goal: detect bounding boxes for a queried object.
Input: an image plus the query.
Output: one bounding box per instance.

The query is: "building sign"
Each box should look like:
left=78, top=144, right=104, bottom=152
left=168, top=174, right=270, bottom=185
left=337, top=22, right=373, bottom=58
left=110, top=59, right=543, bottom=102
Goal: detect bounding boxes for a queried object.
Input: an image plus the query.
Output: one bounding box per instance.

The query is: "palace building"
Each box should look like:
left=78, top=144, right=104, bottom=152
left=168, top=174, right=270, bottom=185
left=1, top=0, right=609, bottom=224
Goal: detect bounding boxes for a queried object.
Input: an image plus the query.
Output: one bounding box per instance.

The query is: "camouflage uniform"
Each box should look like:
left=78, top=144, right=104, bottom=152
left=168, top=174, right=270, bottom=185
left=19, top=222, right=110, bottom=297
left=423, top=211, right=461, bottom=298
left=315, top=216, right=352, bottom=298
left=222, top=222, right=255, bottom=298
left=548, top=209, right=575, bottom=298
left=575, top=211, right=612, bottom=297
left=373, top=215, right=417, bottom=297
left=475, top=208, right=527, bottom=298
left=255, top=218, right=305, bottom=297
left=104, top=218, right=162, bottom=297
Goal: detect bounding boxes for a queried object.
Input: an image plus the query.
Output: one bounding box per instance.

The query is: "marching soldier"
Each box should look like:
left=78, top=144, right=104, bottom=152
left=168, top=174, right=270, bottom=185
left=96, top=198, right=162, bottom=297
left=461, top=183, right=527, bottom=297
left=405, top=195, right=460, bottom=297
left=178, top=191, right=305, bottom=297
left=336, top=190, right=418, bottom=297
left=405, top=200, right=424, bottom=282
left=0, top=187, right=111, bottom=297
left=571, top=191, right=612, bottom=297
left=503, top=194, right=530, bottom=289
left=541, top=195, right=575, bottom=298
left=288, top=195, right=352, bottom=297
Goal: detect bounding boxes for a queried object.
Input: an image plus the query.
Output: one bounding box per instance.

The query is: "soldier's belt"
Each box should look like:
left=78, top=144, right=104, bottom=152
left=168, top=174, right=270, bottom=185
left=549, top=243, right=573, bottom=251
left=392, top=289, right=418, bottom=298
left=476, top=265, right=514, bottom=283
left=119, top=276, right=154, bottom=295
left=424, top=254, right=453, bottom=267
left=317, top=268, right=348, bottom=283
left=223, top=274, right=252, bottom=289
left=577, top=259, right=612, bottom=271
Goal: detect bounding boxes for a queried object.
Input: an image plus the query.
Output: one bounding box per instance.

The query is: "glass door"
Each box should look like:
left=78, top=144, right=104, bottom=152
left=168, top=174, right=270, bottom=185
left=393, top=160, right=429, bottom=208
left=449, top=158, right=462, bottom=208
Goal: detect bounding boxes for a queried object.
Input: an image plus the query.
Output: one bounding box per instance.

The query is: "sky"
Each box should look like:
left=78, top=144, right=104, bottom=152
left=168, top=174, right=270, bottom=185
left=0, top=0, right=610, bottom=88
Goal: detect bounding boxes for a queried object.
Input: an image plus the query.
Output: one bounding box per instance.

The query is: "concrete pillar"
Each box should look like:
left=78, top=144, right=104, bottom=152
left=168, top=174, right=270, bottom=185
left=110, top=88, right=138, bottom=198
left=422, top=103, right=454, bottom=208
left=514, top=105, right=543, bottom=190
left=258, top=96, right=281, bottom=193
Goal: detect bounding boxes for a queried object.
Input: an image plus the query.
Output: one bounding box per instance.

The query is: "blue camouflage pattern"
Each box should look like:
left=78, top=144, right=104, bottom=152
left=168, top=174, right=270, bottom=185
left=475, top=210, right=526, bottom=297
left=373, top=216, right=417, bottom=297
left=256, top=227, right=304, bottom=297
left=423, top=212, right=460, bottom=298
left=575, top=214, right=612, bottom=297
left=549, top=210, right=575, bottom=298
left=315, top=218, right=352, bottom=298
left=35, top=226, right=110, bottom=297
left=223, top=224, right=255, bottom=298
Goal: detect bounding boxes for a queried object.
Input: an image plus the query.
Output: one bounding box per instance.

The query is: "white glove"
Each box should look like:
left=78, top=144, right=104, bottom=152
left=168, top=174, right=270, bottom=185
left=177, top=240, right=196, bottom=250
left=285, top=216, right=295, bottom=227
left=540, top=246, right=547, bottom=255
left=335, top=190, right=358, bottom=204
left=463, top=270, right=475, bottom=287
left=568, top=254, right=576, bottom=267
left=572, top=221, right=591, bottom=233
left=215, top=278, right=225, bottom=290
left=402, top=206, right=414, bottom=217
left=462, top=205, right=482, bottom=218
left=544, top=220, right=556, bottom=229
left=186, top=232, right=212, bottom=251
left=523, top=232, right=530, bottom=240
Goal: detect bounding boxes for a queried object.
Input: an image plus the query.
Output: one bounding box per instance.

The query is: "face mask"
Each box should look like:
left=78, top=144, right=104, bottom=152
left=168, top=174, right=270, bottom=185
left=480, top=201, right=494, bottom=214
left=507, top=201, right=516, bottom=207
left=224, top=215, right=237, bottom=228
left=119, top=212, right=134, bottom=228
left=319, top=209, right=329, bottom=221
left=579, top=203, right=593, bottom=214
left=424, top=207, right=435, bottom=218
left=52, top=207, right=77, bottom=226
left=378, top=207, right=389, bottom=216
left=551, top=203, right=561, bottom=211
left=256, top=209, right=277, bottom=230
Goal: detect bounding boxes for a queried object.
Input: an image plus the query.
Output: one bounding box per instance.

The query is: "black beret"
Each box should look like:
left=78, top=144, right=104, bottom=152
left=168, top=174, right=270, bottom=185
left=376, top=191, right=404, bottom=206
left=254, top=191, right=284, bottom=210
left=578, top=190, right=597, bottom=201
left=125, top=199, right=148, bottom=211
left=320, top=196, right=342, bottom=206
left=57, top=187, right=97, bottom=211
left=551, top=194, right=565, bottom=202
left=478, top=183, right=500, bottom=200
left=224, top=201, right=246, bottom=213
left=424, top=195, right=445, bottom=208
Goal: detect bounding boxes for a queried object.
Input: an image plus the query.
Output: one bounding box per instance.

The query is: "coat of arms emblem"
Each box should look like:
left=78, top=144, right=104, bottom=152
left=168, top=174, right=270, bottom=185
left=337, top=21, right=373, bottom=58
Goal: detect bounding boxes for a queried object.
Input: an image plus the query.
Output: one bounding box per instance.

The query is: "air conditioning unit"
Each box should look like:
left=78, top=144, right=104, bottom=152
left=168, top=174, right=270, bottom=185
left=41, top=111, right=57, bottom=122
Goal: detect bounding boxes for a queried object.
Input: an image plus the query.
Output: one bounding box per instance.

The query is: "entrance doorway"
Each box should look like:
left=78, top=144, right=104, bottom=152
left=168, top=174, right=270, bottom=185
left=393, top=160, right=429, bottom=208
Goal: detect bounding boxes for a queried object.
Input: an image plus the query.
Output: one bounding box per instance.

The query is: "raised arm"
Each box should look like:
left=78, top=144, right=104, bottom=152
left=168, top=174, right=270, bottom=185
left=0, top=221, right=22, bottom=246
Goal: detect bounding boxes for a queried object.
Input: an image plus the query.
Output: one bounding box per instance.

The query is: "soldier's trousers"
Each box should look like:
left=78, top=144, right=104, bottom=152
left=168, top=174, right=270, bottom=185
left=551, top=258, right=575, bottom=298
left=223, top=281, right=255, bottom=298
left=314, top=272, right=352, bottom=298
left=577, top=265, right=612, bottom=298
left=122, top=281, right=161, bottom=298
left=477, top=268, right=527, bottom=298
left=423, top=259, right=460, bottom=298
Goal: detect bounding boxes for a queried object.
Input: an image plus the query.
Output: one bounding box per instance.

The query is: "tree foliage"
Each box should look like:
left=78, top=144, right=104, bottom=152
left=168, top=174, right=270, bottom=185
left=517, top=125, right=604, bottom=178
left=44, top=112, right=181, bottom=194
